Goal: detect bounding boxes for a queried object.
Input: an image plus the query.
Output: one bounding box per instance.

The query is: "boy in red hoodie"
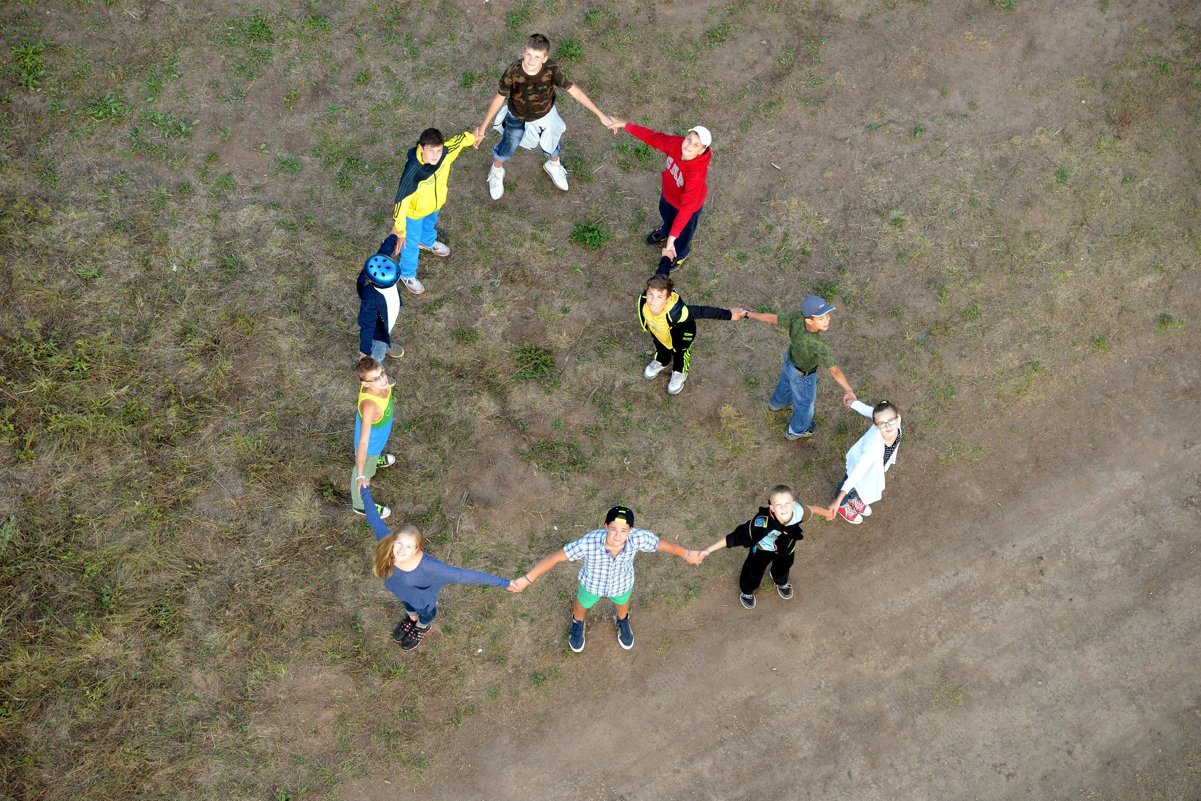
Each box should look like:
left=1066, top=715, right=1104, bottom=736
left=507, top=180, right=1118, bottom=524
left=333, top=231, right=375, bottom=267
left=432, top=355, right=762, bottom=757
left=606, top=118, right=712, bottom=271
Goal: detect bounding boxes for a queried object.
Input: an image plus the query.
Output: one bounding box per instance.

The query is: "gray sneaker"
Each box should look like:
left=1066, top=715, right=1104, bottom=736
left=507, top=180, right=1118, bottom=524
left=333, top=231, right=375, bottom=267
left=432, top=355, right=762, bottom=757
left=776, top=583, right=795, bottom=600
left=643, top=360, right=667, bottom=380
left=667, top=371, right=688, bottom=395
left=568, top=618, right=585, bottom=652
left=739, top=592, right=756, bottom=609
left=614, top=613, right=634, bottom=649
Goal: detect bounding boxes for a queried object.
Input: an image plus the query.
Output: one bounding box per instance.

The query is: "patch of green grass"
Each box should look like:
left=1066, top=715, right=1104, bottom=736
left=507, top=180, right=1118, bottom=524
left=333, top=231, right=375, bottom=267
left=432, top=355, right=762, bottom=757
left=219, top=9, right=275, bottom=44
left=570, top=221, right=611, bottom=251
left=811, top=280, right=841, bottom=302
left=451, top=328, right=480, bottom=345
left=505, top=3, right=533, bottom=30
left=911, top=123, right=927, bottom=137
left=960, top=303, right=982, bottom=321
left=84, top=93, right=131, bottom=121
left=10, top=41, right=47, bottom=89
left=139, top=109, right=192, bottom=139
left=1054, top=166, right=1071, bottom=185
left=614, top=138, right=656, bottom=171
left=990, top=0, right=1015, bottom=9
left=459, top=70, right=482, bottom=89
left=274, top=155, right=304, bottom=174
left=1155, top=313, right=1183, bottom=333
left=1090, top=336, right=1110, bottom=352
left=511, top=344, right=559, bottom=387
left=560, top=153, right=592, bottom=184
left=556, top=38, right=584, bottom=61
left=354, top=69, right=370, bottom=85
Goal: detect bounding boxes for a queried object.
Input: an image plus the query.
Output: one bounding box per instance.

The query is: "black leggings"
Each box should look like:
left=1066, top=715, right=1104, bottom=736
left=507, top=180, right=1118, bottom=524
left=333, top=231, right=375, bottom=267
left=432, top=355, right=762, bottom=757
left=651, top=327, right=696, bottom=374
left=738, top=547, right=795, bottom=595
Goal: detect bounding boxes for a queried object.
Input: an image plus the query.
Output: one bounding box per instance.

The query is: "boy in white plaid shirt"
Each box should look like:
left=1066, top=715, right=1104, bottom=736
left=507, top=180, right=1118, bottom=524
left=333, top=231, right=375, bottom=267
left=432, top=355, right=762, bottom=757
left=513, top=506, right=702, bottom=652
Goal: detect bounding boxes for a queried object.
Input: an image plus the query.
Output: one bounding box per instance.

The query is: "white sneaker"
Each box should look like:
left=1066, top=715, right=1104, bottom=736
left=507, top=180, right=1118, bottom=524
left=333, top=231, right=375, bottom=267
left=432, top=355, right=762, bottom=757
left=488, top=165, right=505, bottom=200
left=401, top=275, right=425, bottom=295
left=419, top=240, right=450, bottom=257
left=643, top=360, right=666, bottom=380
left=667, top=371, right=688, bottom=395
left=543, top=159, right=569, bottom=191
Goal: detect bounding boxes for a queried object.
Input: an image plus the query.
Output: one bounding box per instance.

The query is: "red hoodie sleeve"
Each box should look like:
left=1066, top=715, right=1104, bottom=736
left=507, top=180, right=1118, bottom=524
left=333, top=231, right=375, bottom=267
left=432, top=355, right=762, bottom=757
left=624, top=123, right=682, bottom=156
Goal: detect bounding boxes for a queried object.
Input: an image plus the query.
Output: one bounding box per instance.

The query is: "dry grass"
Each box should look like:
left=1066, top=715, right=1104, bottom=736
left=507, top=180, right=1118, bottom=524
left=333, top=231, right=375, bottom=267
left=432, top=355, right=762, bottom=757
left=1, top=2, right=1198, bottom=799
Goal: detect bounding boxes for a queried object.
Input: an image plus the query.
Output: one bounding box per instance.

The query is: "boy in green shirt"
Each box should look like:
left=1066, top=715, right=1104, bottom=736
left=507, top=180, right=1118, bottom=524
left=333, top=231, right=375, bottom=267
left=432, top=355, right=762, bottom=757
left=745, top=295, right=856, bottom=440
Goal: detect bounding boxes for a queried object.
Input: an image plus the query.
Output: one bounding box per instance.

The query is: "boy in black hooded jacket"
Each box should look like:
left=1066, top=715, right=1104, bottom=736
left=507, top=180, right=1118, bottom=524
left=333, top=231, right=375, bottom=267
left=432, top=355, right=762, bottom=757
left=699, top=484, right=834, bottom=608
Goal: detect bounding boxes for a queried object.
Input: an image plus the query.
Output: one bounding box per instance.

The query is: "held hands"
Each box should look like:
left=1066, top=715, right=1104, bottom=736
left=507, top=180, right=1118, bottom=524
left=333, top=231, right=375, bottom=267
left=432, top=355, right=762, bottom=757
left=391, top=236, right=404, bottom=258
left=730, top=308, right=749, bottom=321
left=508, top=576, right=532, bottom=593
left=815, top=506, right=836, bottom=522
left=604, top=115, right=627, bottom=133
left=356, top=475, right=371, bottom=490
left=684, top=549, right=704, bottom=566
left=471, top=125, right=487, bottom=146
left=842, top=388, right=857, bottom=407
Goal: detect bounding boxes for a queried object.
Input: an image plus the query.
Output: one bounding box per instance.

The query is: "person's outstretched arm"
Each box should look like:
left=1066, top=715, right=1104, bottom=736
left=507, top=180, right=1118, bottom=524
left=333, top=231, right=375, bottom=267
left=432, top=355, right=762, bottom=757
left=744, top=311, right=779, bottom=325
left=353, top=400, right=381, bottom=487
left=510, top=547, right=569, bottom=591
left=699, top=518, right=755, bottom=561
left=360, top=486, right=391, bottom=540
left=656, top=540, right=703, bottom=565
left=565, top=83, right=609, bottom=124
left=425, top=558, right=511, bottom=590
left=474, top=93, right=508, bottom=144
left=827, top=364, right=856, bottom=406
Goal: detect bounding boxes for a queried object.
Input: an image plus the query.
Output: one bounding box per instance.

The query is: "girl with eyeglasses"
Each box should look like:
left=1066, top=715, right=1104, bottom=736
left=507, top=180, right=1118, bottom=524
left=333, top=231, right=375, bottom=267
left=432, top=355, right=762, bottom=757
left=823, top=401, right=903, bottom=525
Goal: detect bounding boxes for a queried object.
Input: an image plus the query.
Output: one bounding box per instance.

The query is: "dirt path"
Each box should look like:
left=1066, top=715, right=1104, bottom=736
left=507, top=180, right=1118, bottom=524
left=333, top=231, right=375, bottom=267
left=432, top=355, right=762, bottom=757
left=340, top=341, right=1201, bottom=799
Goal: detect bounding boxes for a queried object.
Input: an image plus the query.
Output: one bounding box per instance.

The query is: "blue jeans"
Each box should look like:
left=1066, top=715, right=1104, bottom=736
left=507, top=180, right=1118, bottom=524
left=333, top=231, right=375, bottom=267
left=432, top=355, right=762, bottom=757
left=402, top=602, right=437, bottom=627
left=492, top=111, right=560, bottom=162
left=769, top=351, right=817, bottom=435
left=369, top=339, right=390, bottom=363
left=399, top=210, right=439, bottom=279
left=651, top=195, right=703, bottom=260
left=835, top=473, right=860, bottom=507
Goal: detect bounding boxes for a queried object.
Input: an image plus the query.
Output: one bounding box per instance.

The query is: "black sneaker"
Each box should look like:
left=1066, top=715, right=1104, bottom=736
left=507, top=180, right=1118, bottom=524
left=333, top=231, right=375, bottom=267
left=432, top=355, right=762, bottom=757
left=400, top=624, right=431, bottom=651
left=392, top=617, right=416, bottom=642
left=646, top=230, right=668, bottom=245
left=776, top=583, right=795, bottom=600
left=672, top=254, right=689, bottom=269
left=739, top=592, right=756, bottom=609
left=568, top=618, right=586, bottom=653
left=614, top=613, right=634, bottom=650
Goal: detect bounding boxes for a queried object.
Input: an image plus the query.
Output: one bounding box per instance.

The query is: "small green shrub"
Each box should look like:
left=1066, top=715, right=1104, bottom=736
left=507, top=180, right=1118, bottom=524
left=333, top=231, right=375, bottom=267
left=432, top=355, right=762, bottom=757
left=570, top=221, right=611, bottom=251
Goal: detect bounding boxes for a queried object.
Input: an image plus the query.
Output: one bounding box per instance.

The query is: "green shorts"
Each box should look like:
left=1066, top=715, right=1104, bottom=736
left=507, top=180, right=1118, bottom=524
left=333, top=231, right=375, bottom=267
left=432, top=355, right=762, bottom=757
left=576, top=582, right=633, bottom=609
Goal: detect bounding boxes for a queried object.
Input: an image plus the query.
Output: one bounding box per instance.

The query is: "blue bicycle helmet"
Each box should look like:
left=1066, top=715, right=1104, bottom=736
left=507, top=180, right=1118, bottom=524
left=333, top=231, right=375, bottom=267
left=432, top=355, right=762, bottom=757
left=363, top=254, right=399, bottom=288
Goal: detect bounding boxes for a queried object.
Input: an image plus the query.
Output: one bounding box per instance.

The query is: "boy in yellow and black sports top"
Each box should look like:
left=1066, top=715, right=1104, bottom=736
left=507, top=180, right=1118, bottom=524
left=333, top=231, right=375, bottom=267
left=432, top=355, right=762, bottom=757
left=637, top=272, right=746, bottom=396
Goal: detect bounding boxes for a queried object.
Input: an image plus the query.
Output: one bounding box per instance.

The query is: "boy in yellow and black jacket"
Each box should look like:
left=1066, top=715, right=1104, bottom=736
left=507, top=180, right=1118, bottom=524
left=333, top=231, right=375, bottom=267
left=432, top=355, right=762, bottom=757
left=637, top=269, right=745, bottom=396
left=389, top=127, right=476, bottom=295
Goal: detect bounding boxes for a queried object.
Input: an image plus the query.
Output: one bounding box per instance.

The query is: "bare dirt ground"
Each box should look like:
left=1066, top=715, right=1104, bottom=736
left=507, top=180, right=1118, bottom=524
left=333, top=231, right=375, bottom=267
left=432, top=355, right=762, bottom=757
left=367, top=343, right=1201, bottom=801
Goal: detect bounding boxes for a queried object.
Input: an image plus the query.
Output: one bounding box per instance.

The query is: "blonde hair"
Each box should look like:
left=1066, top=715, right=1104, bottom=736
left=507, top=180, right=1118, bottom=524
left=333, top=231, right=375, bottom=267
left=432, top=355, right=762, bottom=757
left=373, top=525, right=424, bottom=579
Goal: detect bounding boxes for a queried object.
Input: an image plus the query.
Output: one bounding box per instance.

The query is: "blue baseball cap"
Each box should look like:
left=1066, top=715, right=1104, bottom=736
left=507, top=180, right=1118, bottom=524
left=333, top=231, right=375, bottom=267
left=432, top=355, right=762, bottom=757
left=801, top=295, right=835, bottom=317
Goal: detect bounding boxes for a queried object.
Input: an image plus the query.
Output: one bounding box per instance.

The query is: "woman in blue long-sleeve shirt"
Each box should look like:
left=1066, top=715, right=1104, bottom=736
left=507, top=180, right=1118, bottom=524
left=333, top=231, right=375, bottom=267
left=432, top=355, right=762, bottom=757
left=360, top=485, right=521, bottom=650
